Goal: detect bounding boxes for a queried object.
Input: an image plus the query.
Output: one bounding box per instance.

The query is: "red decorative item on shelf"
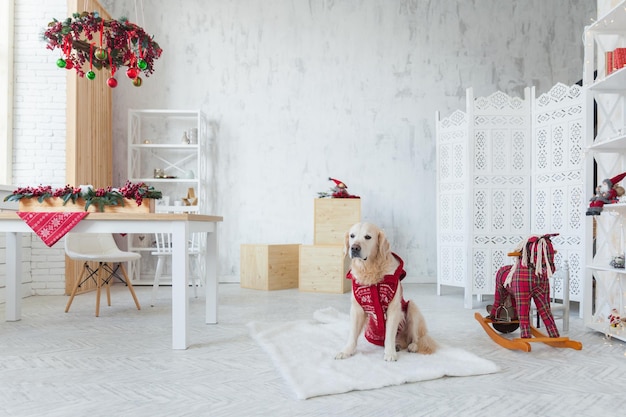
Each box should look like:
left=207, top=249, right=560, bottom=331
left=318, top=177, right=360, bottom=198
left=586, top=171, right=626, bottom=216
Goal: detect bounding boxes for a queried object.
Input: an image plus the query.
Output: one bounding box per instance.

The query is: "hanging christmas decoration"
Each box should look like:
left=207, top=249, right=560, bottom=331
left=106, top=49, right=117, bottom=88
left=126, top=67, right=139, bottom=79
left=43, top=11, right=162, bottom=88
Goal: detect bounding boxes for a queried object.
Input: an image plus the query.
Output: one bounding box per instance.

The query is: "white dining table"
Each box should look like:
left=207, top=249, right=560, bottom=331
left=0, top=212, right=223, bottom=349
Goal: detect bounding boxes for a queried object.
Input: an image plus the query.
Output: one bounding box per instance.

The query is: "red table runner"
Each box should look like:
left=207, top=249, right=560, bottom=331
left=17, top=211, right=89, bottom=247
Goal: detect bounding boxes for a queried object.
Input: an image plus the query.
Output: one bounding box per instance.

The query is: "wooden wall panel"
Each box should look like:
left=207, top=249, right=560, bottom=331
left=65, top=0, right=113, bottom=295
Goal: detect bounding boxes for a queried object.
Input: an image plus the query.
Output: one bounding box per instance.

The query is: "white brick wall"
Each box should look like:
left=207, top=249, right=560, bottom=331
left=13, top=0, right=67, bottom=187
left=2, top=0, right=68, bottom=299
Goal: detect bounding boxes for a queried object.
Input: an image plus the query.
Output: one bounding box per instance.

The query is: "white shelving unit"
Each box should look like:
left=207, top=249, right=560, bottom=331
left=583, top=1, right=626, bottom=342
left=126, top=109, right=212, bottom=285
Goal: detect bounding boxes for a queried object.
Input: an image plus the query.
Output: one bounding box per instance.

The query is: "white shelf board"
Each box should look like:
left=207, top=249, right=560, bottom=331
left=132, top=178, right=199, bottom=183
left=585, top=321, right=626, bottom=342
left=130, top=143, right=199, bottom=149
left=586, top=264, right=626, bottom=274
left=589, top=67, right=626, bottom=91
left=588, top=134, right=626, bottom=151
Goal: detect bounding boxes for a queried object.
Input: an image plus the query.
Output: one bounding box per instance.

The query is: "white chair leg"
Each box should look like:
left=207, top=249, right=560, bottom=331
left=151, top=256, right=165, bottom=307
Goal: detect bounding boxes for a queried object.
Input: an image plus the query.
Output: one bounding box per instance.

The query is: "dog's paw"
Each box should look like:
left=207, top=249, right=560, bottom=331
left=335, top=351, right=353, bottom=360
left=384, top=351, right=398, bottom=362
left=408, top=337, right=438, bottom=355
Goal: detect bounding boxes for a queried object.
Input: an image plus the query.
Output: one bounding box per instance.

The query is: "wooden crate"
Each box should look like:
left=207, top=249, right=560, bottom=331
left=314, top=198, right=361, bottom=245
left=240, top=244, right=300, bottom=290
left=299, top=245, right=351, bottom=293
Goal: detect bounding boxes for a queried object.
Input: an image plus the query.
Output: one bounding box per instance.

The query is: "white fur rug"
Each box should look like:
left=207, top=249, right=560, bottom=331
left=248, top=307, right=499, bottom=399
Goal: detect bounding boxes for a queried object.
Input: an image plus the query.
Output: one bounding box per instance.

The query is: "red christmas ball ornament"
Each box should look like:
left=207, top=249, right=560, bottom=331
left=107, top=77, right=118, bottom=88
left=64, top=60, right=74, bottom=70
left=56, top=58, right=66, bottom=68
left=132, top=76, right=143, bottom=87
left=94, top=47, right=108, bottom=61
left=126, top=67, right=139, bottom=79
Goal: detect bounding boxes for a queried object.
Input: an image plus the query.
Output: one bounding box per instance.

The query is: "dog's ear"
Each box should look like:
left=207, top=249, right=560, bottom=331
left=377, top=230, right=391, bottom=261
left=343, top=230, right=350, bottom=257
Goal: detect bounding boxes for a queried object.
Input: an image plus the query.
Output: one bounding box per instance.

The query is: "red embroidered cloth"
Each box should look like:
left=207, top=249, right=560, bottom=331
left=17, top=211, right=89, bottom=247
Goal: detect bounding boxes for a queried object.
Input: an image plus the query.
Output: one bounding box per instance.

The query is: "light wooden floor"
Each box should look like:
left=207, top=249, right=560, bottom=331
left=0, top=283, right=624, bottom=417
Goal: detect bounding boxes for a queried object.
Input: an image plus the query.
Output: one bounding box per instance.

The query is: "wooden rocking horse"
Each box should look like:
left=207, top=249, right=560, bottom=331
left=475, top=234, right=582, bottom=352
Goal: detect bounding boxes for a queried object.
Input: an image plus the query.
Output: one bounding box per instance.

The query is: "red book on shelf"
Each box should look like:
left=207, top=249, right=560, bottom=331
left=614, top=48, right=626, bottom=71
left=607, top=51, right=615, bottom=75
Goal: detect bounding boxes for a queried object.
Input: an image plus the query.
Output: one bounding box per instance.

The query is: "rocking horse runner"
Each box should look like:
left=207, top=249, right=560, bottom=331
left=475, top=234, right=582, bottom=352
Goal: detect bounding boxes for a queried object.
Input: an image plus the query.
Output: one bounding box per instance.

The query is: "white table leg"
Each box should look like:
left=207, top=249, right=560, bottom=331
left=171, top=221, right=189, bottom=349
left=6, top=231, right=21, bottom=321
left=205, top=227, right=218, bottom=324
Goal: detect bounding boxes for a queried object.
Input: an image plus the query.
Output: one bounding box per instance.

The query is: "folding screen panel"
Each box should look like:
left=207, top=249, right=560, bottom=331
left=437, top=84, right=584, bottom=308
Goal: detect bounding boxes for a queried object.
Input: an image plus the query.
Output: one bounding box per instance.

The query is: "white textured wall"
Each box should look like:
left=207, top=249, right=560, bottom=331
left=3, top=0, right=596, bottom=296
left=98, top=0, right=595, bottom=282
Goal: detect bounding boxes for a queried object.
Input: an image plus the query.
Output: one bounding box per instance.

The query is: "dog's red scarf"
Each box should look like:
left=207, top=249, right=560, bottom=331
left=347, top=253, right=408, bottom=346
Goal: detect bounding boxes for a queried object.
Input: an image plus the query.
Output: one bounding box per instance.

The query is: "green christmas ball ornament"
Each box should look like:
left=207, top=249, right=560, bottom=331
left=56, top=58, right=66, bottom=68
left=86, top=70, right=96, bottom=80
left=137, top=59, right=148, bottom=70
left=132, top=76, right=143, bottom=87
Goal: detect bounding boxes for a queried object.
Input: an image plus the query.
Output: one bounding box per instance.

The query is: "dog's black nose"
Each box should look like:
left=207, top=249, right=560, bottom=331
left=350, top=244, right=361, bottom=258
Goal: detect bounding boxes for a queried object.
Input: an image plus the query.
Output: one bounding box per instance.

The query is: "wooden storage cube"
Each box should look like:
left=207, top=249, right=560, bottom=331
left=299, top=245, right=351, bottom=293
left=240, top=244, right=300, bottom=290
left=314, top=198, right=361, bottom=245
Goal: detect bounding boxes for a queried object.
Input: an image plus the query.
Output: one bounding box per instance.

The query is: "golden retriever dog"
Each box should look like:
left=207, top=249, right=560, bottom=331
left=335, top=222, right=438, bottom=361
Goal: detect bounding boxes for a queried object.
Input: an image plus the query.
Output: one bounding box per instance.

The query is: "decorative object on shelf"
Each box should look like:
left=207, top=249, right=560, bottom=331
left=188, top=128, right=198, bottom=144
left=317, top=177, right=360, bottom=198
left=608, top=309, right=622, bottom=328
left=43, top=11, right=162, bottom=88
left=586, top=172, right=626, bottom=215
left=182, top=188, right=198, bottom=206
left=181, top=131, right=190, bottom=144
left=4, top=181, right=161, bottom=212
left=610, top=254, right=625, bottom=269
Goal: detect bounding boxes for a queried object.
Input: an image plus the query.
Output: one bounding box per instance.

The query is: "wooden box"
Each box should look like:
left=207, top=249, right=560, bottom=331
left=314, top=198, right=361, bottom=245
left=18, top=197, right=155, bottom=213
left=298, top=245, right=351, bottom=293
left=240, top=244, right=300, bottom=290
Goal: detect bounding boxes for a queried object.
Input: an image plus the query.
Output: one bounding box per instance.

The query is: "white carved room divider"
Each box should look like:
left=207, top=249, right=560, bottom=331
left=436, top=83, right=584, bottom=308
left=531, top=83, right=585, bottom=304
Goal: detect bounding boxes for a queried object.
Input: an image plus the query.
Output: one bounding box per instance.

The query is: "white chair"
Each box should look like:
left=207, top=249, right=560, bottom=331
left=65, top=233, right=142, bottom=317
left=150, top=231, right=205, bottom=306
left=532, top=259, right=570, bottom=332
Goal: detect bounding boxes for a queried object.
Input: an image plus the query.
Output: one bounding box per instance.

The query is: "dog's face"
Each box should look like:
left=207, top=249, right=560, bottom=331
left=345, top=222, right=390, bottom=262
